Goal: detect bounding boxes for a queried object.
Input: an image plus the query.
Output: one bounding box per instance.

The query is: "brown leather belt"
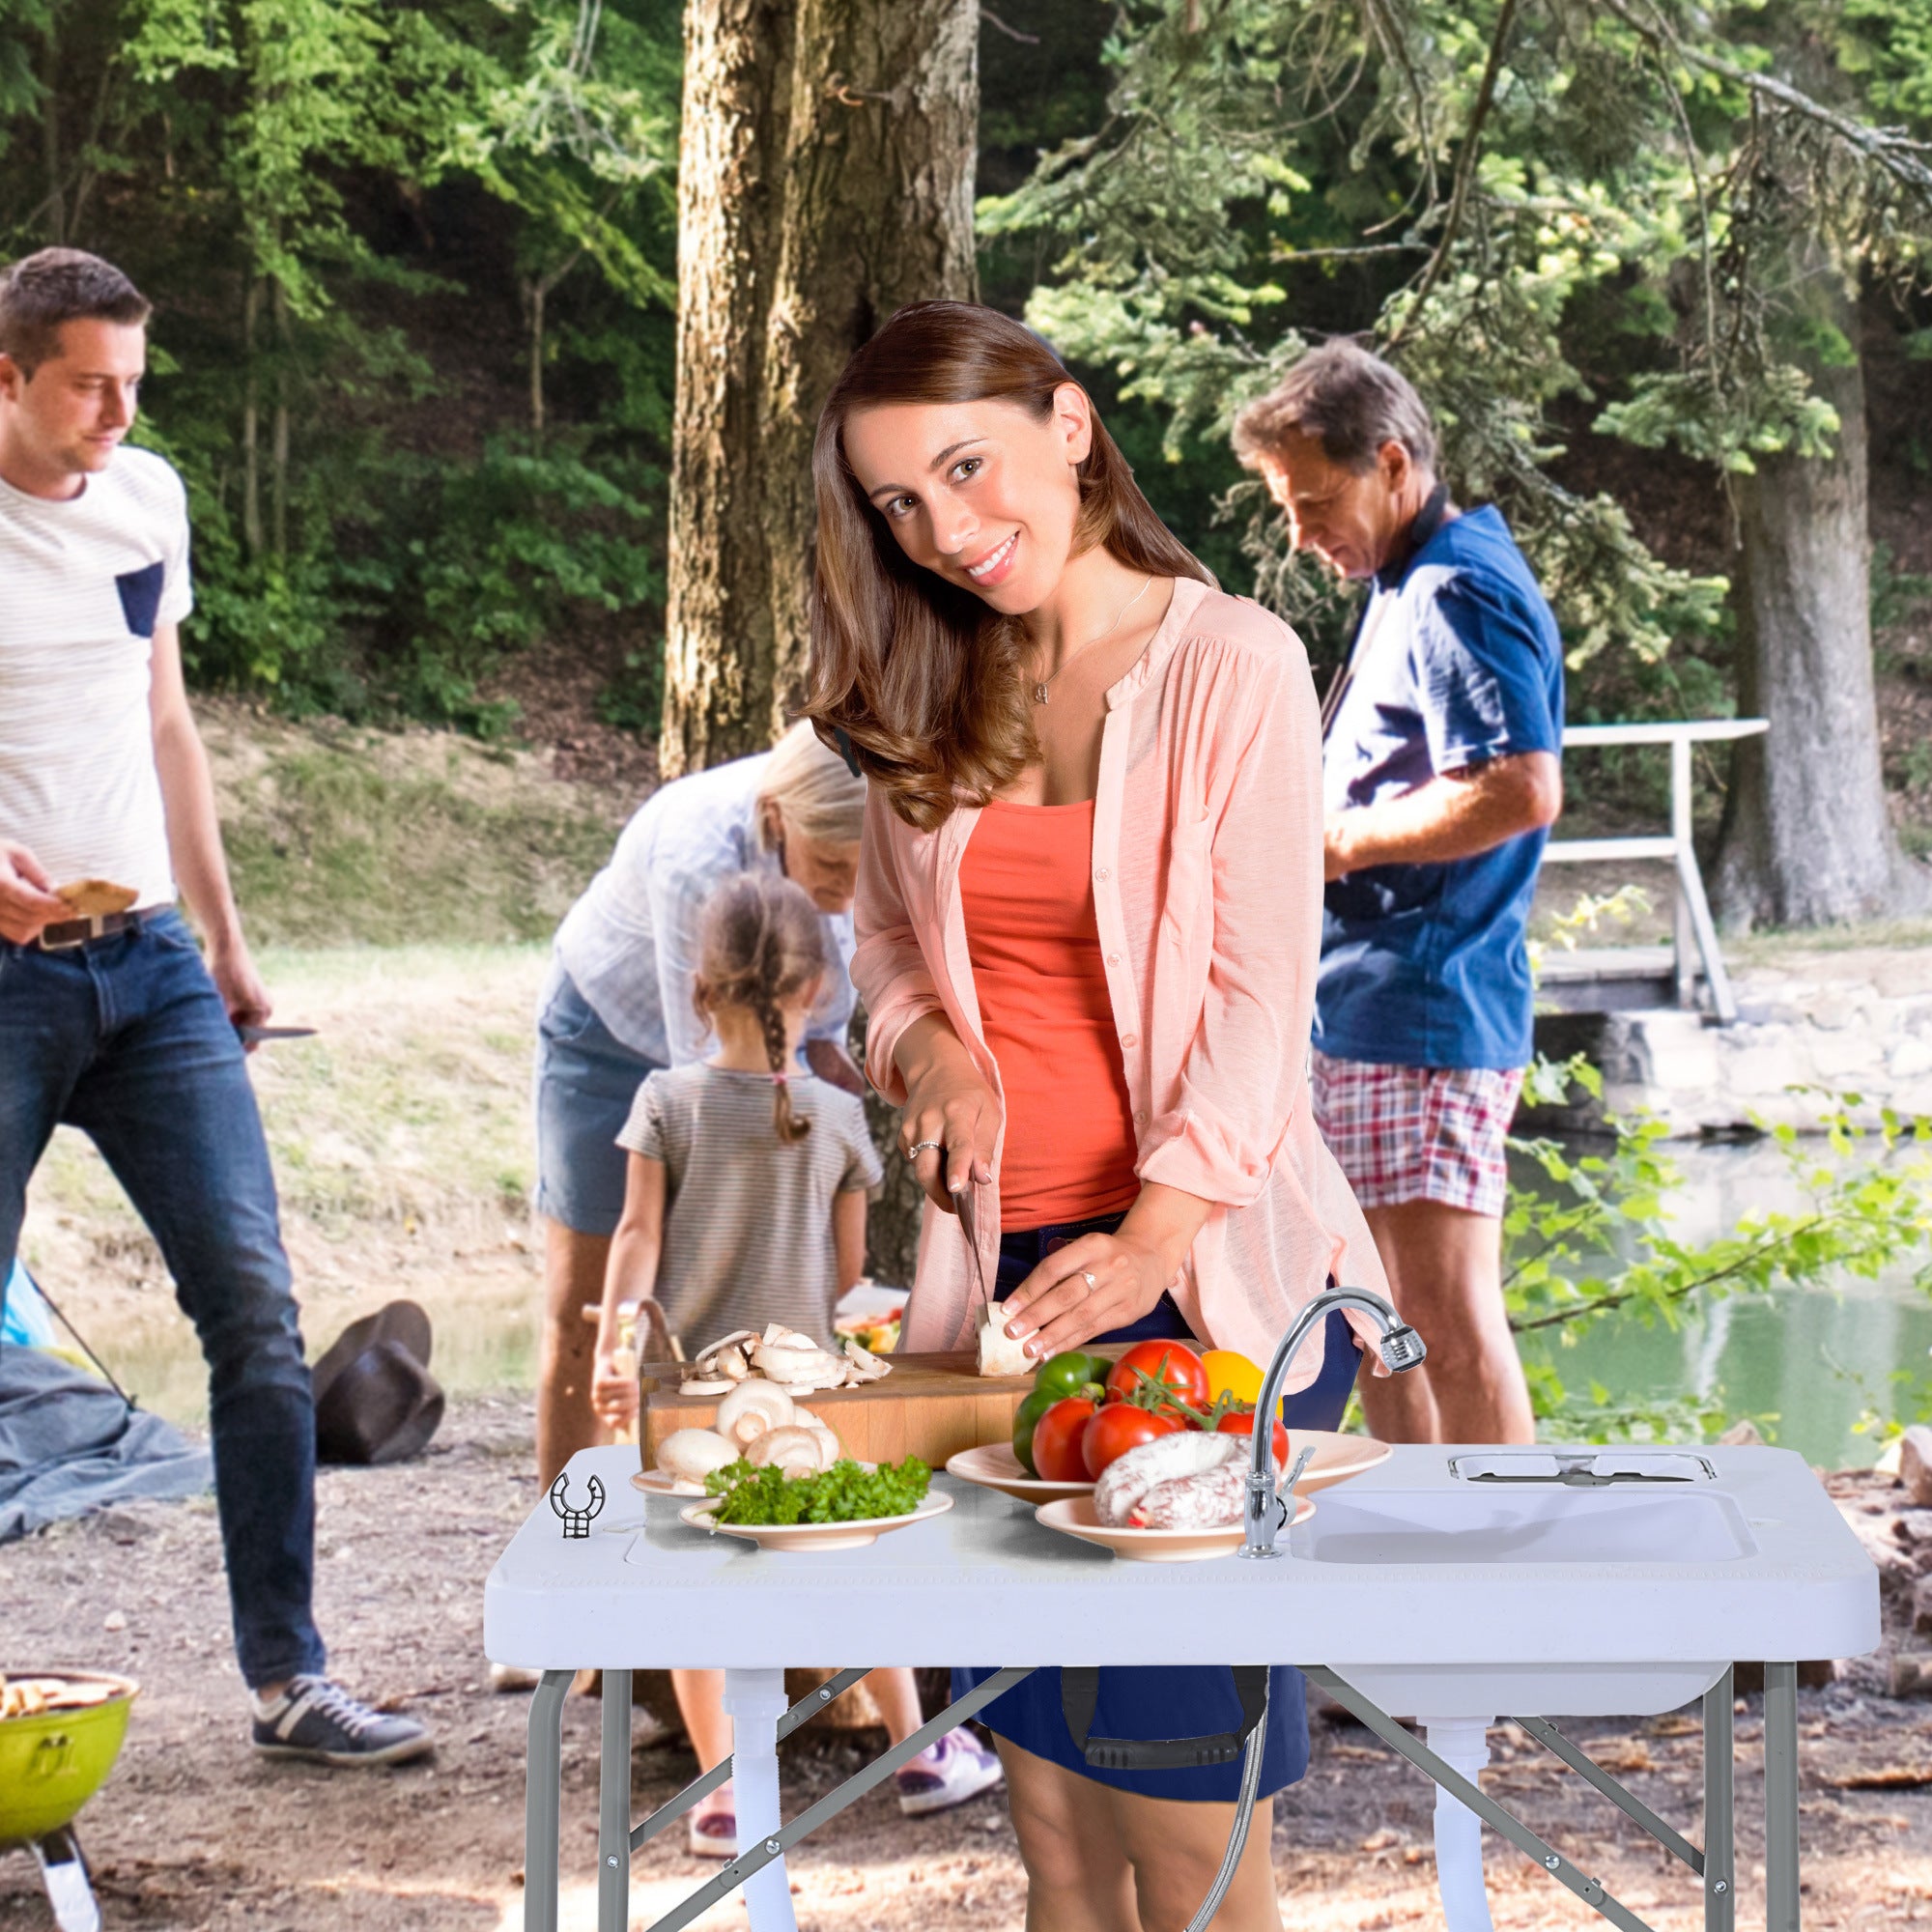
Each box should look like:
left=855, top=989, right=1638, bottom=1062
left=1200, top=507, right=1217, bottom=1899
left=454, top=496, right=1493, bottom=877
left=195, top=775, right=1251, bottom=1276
left=33, top=908, right=157, bottom=952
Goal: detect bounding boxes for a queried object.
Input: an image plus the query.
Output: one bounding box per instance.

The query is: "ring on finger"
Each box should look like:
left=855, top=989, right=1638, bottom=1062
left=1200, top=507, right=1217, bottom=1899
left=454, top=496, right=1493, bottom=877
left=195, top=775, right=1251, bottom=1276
left=904, top=1139, right=945, bottom=1159
left=1081, top=1270, right=1097, bottom=1293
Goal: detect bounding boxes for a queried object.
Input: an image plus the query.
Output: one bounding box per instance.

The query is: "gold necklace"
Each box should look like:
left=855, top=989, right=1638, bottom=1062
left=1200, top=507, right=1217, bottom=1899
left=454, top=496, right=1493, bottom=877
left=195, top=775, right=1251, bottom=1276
left=1030, top=574, right=1154, bottom=705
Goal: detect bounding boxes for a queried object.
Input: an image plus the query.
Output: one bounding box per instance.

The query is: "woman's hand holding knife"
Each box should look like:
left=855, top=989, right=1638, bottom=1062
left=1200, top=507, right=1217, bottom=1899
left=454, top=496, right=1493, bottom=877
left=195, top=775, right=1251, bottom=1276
left=894, top=1012, right=998, bottom=1211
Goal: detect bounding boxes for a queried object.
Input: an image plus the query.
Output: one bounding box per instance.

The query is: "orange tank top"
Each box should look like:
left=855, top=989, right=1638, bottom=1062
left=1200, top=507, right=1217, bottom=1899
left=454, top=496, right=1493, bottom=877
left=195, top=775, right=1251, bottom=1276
left=959, top=799, right=1141, bottom=1232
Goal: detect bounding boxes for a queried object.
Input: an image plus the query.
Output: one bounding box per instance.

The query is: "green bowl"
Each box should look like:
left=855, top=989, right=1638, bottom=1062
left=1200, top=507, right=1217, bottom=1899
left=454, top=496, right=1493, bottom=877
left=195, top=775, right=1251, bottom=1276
left=0, top=1673, right=138, bottom=1845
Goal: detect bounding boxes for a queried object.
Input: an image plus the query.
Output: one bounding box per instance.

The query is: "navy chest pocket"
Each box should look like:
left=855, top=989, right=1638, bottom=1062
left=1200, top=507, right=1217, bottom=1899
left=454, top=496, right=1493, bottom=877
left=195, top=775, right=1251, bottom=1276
left=115, top=559, right=166, bottom=639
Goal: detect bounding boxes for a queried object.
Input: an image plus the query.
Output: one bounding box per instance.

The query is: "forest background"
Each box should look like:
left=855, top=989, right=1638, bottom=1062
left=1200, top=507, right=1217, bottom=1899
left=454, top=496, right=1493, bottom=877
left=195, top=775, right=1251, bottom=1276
left=2, top=0, right=1930, bottom=919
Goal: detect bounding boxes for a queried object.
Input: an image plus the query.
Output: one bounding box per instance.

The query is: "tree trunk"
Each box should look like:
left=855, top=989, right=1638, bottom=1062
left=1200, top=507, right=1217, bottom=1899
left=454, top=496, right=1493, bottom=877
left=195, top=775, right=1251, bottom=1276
left=41, top=26, right=64, bottom=245
left=659, top=0, right=980, bottom=775
left=270, top=278, right=290, bottom=561
left=526, top=276, right=546, bottom=446
left=1713, top=261, right=1931, bottom=928
left=242, top=277, right=263, bottom=556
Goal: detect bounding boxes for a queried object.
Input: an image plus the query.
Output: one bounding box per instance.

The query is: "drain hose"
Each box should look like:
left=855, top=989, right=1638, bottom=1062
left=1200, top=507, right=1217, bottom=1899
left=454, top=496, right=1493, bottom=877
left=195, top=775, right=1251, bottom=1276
left=1424, top=1719, right=1495, bottom=1932
left=1181, top=1680, right=1270, bottom=1931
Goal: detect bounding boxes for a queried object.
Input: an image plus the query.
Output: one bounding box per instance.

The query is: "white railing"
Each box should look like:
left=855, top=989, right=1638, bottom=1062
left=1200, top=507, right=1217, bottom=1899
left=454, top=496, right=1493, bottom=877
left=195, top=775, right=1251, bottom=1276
left=1547, top=719, right=1769, bottom=1024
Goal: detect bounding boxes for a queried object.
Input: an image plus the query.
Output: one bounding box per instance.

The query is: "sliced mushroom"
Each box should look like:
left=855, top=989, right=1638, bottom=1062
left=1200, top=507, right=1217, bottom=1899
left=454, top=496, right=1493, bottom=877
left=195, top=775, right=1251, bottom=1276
left=841, top=1338, right=892, bottom=1381
left=753, top=1340, right=845, bottom=1385
left=678, top=1378, right=732, bottom=1396
left=711, top=1343, right=750, bottom=1381
left=745, top=1426, right=829, bottom=1480
left=716, top=1378, right=795, bottom=1446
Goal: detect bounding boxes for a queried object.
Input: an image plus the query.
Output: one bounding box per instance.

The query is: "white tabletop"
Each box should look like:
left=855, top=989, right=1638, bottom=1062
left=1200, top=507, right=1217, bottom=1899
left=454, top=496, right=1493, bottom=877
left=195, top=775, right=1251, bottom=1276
left=485, top=1445, right=1877, bottom=1674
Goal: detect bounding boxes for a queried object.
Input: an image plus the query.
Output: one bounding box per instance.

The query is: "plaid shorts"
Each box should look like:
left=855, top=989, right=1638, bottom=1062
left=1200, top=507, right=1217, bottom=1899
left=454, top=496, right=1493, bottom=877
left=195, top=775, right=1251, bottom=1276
left=1310, top=1050, right=1525, bottom=1218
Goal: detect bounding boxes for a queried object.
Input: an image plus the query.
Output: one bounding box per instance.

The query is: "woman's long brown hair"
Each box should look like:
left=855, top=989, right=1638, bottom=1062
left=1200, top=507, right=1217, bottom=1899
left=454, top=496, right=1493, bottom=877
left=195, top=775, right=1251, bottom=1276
left=803, top=301, right=1213, bottom=831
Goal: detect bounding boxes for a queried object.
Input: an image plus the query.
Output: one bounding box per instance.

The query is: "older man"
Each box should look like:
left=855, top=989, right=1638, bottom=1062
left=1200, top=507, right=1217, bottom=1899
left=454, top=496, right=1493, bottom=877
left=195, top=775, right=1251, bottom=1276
left=1234, top=342, right=1563, bottom=1446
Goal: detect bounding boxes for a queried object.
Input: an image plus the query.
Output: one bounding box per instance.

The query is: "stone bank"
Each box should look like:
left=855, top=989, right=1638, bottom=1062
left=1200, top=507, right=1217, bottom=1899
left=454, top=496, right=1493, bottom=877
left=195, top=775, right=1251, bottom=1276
left=1523, top=946, right=1932, bottom=1136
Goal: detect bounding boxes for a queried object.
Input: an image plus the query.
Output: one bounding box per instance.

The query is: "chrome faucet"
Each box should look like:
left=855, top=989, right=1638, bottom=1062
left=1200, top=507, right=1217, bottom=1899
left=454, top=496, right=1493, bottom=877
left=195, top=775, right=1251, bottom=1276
left=1237, top=1288, right=1426, bottom=1559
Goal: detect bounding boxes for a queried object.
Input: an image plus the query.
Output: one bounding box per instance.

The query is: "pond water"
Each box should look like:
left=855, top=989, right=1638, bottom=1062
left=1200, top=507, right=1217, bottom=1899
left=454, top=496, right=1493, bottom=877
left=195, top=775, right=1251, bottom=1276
left=1510, top=1136, right=1932, bottom=1468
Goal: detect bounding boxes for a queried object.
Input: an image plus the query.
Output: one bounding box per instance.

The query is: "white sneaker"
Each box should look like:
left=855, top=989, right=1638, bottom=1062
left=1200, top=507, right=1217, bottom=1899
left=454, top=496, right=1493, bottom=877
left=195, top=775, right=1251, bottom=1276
left=895, top=1727, right=1004, bottom=1817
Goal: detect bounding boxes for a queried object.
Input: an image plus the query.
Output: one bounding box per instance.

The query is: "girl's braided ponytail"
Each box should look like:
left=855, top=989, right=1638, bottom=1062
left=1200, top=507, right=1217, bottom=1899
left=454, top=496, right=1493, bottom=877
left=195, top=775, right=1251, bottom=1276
left=693, top=873, right=828, bottom=1143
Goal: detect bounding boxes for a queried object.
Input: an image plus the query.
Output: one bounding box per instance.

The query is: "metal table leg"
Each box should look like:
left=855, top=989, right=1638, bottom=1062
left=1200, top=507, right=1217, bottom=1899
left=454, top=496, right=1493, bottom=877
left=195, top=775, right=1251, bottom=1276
left=1703, top=1668, right=1734, bottom=1932
left=724, top=1667, right=800, bottom=1932
left=1764, top=1662, right=1801, bottom=1932
left=526, top=1669, right=572, bottom=1932
left=600, top=1670, right=634, bottom=1932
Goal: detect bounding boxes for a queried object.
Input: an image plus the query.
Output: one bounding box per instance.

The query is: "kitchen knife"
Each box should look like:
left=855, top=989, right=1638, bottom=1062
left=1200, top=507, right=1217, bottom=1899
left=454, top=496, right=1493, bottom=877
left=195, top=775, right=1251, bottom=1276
left=954, top=1179, right=992, bottom=1320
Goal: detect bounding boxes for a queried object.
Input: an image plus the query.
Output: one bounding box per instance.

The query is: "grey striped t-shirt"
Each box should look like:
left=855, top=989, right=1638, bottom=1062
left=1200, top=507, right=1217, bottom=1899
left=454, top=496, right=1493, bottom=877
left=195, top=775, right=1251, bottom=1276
left=616, top=1065, right=883, bottom=1348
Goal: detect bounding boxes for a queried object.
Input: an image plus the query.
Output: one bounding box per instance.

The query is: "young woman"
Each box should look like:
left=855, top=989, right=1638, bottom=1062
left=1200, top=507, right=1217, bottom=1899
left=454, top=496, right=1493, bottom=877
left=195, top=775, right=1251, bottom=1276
left=806, top=302, right=1390, bottom=1932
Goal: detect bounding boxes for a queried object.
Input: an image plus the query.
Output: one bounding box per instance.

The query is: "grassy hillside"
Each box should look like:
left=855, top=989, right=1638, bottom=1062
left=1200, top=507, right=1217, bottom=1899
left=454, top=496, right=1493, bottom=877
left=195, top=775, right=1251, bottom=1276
left=198, top=699, right=634, bottom=948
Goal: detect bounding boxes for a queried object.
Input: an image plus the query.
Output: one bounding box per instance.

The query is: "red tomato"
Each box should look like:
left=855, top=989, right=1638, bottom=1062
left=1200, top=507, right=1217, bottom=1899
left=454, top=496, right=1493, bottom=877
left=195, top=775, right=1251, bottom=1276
left=1215, top=1410, right=1290, bottom=1469
left=1103, top=1341, right=1209, bottom=1408
left=1081, top=1404, right=1184, bottom=1479
left=1033, top=1398, right=1099, bottom=1482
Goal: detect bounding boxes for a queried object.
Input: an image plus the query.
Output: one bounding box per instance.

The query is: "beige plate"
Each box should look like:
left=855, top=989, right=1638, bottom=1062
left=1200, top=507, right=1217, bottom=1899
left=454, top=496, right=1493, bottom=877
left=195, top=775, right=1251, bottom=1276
left=678, top=1489, right=953, bottom=1552
left=1036, top=1492, right=1316, bottom=1563
left=946, top=1429, right=1387, bottom=1508
left=945, top=1442, right=1094, bottom=1503
left=1283, top=1429, right=1393, bottom=1494
left=631, top=1468, right=707, bottom=1497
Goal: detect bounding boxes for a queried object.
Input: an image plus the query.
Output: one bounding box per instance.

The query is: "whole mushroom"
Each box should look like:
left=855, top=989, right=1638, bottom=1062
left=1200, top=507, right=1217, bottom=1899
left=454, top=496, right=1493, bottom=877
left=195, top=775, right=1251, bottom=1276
left=745, top=1426, right=829, bottom=1480
left=716, top=1378, right=794, bottom=1447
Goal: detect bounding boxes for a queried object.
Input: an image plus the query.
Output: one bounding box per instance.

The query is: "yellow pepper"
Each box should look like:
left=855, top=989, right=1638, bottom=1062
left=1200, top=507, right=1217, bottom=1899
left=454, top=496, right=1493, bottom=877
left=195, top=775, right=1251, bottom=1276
left=1200, top=1350, right=1264, bottom=1406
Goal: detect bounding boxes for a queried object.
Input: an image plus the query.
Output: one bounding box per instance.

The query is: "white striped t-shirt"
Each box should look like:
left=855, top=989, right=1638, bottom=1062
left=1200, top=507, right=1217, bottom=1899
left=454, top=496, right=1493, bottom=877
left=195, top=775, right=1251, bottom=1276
left=0, top=444, right=191, bottom=908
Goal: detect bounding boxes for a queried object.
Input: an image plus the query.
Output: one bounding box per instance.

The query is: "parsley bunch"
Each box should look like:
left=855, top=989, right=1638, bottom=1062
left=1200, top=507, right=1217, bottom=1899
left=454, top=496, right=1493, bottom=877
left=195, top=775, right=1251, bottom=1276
left=703, top=1456, right=932, bottom=1525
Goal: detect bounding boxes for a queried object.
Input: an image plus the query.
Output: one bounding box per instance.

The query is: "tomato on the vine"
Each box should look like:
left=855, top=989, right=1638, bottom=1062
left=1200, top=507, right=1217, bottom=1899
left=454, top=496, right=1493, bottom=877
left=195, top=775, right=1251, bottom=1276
left=1103, top=1341, right=1208, bottom=1408
left=1033, top=1397, right=1100, bottom=1482
left=1081, top=1404, right=1183, bottom=1479
left=1215, top=1409, right=1289, bottom=1469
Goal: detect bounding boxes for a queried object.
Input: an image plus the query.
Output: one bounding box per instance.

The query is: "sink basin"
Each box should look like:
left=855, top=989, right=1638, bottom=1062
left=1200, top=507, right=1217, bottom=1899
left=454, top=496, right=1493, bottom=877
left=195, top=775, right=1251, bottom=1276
left=1296, top=1480, right=1760, bottom=1716
left=1301, top=1485, right=1756, bottom=1567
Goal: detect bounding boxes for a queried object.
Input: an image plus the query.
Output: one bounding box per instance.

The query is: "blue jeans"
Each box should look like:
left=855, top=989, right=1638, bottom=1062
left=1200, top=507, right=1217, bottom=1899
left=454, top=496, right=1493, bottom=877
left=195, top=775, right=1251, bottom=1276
left=0, top=912, right=324, bottom=1689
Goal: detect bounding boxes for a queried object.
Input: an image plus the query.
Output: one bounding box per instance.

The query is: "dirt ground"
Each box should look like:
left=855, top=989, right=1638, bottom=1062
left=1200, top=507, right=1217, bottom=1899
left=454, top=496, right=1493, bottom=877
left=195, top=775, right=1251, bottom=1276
left=5, top=1398, right=1932, bottom=1932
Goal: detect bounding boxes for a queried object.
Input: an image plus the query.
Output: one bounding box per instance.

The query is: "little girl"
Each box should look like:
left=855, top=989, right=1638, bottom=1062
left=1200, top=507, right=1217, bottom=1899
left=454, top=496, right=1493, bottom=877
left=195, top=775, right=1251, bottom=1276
left=591, top=871, right=1001, bottom=1854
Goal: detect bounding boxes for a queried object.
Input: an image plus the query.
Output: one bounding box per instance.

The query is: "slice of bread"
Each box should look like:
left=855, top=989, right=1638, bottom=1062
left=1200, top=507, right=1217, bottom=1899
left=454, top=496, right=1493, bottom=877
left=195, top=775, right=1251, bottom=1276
left=54, top=878, right=139, bottom=917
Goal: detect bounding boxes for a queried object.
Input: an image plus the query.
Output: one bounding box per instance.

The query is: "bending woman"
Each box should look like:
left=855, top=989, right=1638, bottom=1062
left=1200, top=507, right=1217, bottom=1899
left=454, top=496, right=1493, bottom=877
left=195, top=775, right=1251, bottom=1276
left=532, top=723, right=866, bottom=1488
left=806, top=302, right=1389, bottom=1932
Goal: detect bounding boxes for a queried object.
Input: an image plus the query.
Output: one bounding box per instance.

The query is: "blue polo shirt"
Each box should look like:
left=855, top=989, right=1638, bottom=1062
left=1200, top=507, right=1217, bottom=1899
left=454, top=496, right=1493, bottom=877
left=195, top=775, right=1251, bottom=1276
left=1316, top=505, right=1563, bottom=1070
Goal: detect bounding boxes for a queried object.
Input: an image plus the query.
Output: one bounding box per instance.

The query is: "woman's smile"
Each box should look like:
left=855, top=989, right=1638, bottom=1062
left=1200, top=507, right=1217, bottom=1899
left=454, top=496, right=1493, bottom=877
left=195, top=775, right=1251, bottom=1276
left=962, top=530, right=1019, bottom=587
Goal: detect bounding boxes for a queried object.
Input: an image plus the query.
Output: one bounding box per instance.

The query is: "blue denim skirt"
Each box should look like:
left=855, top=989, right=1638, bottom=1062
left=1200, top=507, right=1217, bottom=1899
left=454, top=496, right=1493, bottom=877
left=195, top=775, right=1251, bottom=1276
left=953, top=1212, right=1361, bottom=1801
left=531, top=960, right=664, bottom=1236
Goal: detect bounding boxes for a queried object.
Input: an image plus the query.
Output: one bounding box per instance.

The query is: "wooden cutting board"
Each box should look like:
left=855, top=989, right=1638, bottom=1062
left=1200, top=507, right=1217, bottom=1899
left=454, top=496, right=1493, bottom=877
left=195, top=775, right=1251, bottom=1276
left=639, top=1352, right=1041, bottom=1471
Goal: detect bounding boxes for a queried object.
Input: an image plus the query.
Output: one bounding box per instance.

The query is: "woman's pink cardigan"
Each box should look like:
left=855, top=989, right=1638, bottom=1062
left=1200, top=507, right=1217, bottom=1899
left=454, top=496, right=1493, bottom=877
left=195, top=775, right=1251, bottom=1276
left=852, top=579, right=1389, bottom=1390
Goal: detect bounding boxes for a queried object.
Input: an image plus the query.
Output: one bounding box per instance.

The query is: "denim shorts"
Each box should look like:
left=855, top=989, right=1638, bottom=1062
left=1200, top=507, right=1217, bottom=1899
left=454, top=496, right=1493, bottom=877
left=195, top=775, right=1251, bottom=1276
left=531, top=960, right=663, bottom=1236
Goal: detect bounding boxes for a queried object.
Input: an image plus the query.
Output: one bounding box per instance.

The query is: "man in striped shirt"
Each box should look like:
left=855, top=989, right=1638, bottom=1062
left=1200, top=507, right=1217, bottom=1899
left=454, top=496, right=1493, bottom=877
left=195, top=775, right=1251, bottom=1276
left=0, top=248, right=431, bottom=1767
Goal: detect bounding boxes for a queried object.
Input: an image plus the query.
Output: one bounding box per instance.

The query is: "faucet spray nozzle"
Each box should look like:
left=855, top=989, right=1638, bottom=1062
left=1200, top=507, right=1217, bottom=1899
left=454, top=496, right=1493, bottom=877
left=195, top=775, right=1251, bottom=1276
left=1378, top=1323, right=1427, bottom=1373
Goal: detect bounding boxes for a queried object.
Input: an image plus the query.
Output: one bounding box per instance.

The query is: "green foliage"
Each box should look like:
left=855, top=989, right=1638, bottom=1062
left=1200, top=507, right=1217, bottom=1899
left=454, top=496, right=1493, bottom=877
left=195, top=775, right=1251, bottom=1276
left=704, top=1456, right=935, bottom=1525
left=983, top=0, right=1932, bottom=685
left=1, top=0, right=678, bottom=724
left=1506, top=1081, right=1932, bottom=1440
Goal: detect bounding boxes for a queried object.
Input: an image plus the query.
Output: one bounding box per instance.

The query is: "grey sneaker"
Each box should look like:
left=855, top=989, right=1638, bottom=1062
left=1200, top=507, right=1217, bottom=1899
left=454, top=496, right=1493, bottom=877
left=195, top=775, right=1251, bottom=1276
left=250, top=1676, right=434, bottom=1767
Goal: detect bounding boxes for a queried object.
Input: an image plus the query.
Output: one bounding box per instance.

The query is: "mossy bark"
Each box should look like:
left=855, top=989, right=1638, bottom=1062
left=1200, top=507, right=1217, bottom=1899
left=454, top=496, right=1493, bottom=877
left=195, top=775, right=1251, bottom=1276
left=659, top=0, right=979, bottom=777
left=1715, top=265, right=1931, bottom=927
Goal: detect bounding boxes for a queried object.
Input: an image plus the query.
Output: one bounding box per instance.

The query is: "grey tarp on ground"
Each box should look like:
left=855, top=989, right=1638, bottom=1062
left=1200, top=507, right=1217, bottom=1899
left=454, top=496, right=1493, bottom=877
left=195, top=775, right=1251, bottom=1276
left=0, top=1343, right=212, bottom=1543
